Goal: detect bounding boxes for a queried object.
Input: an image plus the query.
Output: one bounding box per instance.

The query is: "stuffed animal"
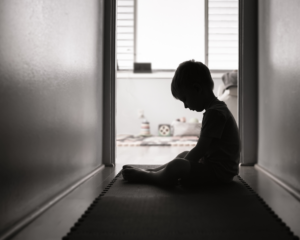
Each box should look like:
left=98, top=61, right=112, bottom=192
left=188, top=118, right=199, bottom=123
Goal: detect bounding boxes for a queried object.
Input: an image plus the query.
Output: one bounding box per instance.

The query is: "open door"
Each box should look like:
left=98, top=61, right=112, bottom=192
left=108, top=0, right=259, bottom=167
left=103, top=0, right=117, bottom=167
left=238, top=0, right=258, bottom=166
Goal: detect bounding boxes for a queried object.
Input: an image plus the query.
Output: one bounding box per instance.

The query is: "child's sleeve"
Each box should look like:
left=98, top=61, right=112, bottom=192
left=200, top=110, right=226, bottom=139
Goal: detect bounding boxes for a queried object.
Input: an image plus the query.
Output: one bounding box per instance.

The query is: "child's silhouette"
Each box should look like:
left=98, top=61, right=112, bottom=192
left=122, top=60, right=241, bottom=187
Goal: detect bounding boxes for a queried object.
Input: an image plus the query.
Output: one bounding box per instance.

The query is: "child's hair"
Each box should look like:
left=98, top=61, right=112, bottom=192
left=171, top=60, right=214, bottom=100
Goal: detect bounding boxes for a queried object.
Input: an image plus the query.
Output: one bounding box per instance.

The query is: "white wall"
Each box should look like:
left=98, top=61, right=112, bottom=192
left=136, top=0, right=205, bottom=69
left=0, top=0, right=104, bottom=233
left=258, top=0, right=300, bottom=193
left=116, top=76, right=223, bottom=136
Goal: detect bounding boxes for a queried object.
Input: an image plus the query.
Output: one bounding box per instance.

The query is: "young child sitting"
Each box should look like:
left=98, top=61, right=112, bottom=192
left=122, top=60, right=241, bottom=187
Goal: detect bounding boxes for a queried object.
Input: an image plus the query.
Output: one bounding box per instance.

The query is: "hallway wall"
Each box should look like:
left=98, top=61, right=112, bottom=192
left=0, top=0, right=104, bottom=235
left=258, top=0, right=300, bottom=193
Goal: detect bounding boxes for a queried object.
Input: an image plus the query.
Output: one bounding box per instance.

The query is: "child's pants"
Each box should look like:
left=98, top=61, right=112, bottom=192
left=180, top=160, right=219, bottom=186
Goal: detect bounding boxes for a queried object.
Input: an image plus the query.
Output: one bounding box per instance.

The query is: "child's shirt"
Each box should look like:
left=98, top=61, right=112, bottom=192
left=200, top=100, right=241, bottom=182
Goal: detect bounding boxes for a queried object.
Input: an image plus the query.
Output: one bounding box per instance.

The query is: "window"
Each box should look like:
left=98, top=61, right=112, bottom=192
left=116, top=0, right=238, bottom=71
left=117, top=0, right=135, bottom=70
left=207, top=0, right=238, bottom=70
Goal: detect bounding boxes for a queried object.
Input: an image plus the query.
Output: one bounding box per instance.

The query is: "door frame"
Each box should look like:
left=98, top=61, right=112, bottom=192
left=238, top=0, right=258, bottom=166
left=103, top=0, right=116, bottom=167
left=104, top=0, right=259, bottom=166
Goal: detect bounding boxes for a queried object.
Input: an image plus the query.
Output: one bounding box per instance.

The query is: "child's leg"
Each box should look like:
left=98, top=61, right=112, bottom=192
left=122, top=158, right=191, bottom=186
left=146, top=151, right=189, bottom=172
left=123, top=151, right=190, bottom=172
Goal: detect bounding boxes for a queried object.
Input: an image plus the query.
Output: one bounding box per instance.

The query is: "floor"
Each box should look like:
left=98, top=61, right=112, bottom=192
left=9, top=146, right=300, bottom=240
left=116, top=145, right=194, bottom=165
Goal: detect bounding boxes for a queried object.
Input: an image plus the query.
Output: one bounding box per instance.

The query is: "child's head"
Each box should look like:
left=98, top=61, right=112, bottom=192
left=171, top=60, right=215, bottom=112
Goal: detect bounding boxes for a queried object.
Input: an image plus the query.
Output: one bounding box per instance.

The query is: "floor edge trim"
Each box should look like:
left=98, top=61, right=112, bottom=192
left=0, top=165, right=105, bottom=240
left=62, top=170, right=123, bottom=239
left=63, top=169, right=299, bottom=239
left=254, top=164, right=300, bottom=201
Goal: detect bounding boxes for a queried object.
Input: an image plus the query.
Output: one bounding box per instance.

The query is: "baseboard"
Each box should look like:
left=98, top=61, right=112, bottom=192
left=0, top=165, right=105, bottom=240
left=254, top=164, right=300, bottom=201
left=105, top=163, right=115, bottom=167
left=239, top=163, right=255, bottom=167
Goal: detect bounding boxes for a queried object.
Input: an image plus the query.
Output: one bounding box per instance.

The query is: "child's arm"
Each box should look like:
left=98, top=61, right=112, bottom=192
left=184, top=136, right=213, bottom=162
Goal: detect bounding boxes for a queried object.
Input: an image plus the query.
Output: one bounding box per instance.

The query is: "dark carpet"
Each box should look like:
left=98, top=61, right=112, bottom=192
left=63, top=165, right=298, bottom=240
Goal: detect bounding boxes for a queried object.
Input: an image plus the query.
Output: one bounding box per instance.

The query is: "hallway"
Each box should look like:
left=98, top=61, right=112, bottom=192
left=1, top=0, right=300, bottom=239
left=6, top=164, right=300, bottom=240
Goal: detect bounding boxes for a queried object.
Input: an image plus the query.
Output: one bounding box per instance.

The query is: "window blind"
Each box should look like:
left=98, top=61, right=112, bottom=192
left=116, top=0, right=238, bottom=71
left=116, top=0, right=135, bottom=70
left=208, top=0, right=238, bottom=70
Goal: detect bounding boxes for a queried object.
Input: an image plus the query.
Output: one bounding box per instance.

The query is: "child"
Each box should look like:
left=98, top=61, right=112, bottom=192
left=122, top=60, right=241, bottom=187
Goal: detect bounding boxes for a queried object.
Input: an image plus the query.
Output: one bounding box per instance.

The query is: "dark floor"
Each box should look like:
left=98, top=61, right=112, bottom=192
left=9, top=164, right=300, bottom=240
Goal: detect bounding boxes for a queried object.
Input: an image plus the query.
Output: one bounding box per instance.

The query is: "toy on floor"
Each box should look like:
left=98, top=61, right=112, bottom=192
left=140, top=119, right=151, bottom=136
left=188, top=118, right=199, bottom=123
left=158, top=124, right=171, bottom=136
left=170, top=117, right=201, bottom=137
left=138, top=109, right=151, bottom=136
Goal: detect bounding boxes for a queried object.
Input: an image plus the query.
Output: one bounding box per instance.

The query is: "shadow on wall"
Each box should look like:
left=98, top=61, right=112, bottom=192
left=0, top=0, right=104, bottom=236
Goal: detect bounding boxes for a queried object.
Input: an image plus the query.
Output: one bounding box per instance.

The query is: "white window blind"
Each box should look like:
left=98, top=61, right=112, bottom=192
left=136, top=0, right=205, bottom=70
left=116, top=0, right=135, bottom=70
left=116, top=0, right=238, bottom=71
left=208, top=0, right=238, bottom=70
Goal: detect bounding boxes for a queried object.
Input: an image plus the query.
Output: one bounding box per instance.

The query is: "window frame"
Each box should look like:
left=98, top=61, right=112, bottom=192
left=117, top=0, right=237, bottom=73
left=110, top=0, right=259, bottom=166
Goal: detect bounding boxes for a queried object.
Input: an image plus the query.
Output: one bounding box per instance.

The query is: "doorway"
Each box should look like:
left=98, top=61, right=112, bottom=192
left=115, top=0, right=239, bottom=166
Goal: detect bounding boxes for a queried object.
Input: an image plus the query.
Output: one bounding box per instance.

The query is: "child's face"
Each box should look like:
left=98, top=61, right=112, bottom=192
left=178, top=84, right=206, bottom=112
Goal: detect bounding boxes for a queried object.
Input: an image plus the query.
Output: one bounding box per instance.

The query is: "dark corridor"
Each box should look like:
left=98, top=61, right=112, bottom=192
left=1, top=0, right=300, bottom=239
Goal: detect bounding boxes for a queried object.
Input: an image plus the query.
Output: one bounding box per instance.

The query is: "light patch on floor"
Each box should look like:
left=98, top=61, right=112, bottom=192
left=116, top=146, right=194, bottom=165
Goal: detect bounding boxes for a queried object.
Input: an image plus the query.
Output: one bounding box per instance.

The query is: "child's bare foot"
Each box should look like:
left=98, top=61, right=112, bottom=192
left=122, top=168, right=149, bottom=182
left=145, top=168, right=159, bottom=172
left=122, top=165, right=149, bottom=171
left=123, top=165, right=166, bottom=172
left=122, top=168, right=178, bottom=187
